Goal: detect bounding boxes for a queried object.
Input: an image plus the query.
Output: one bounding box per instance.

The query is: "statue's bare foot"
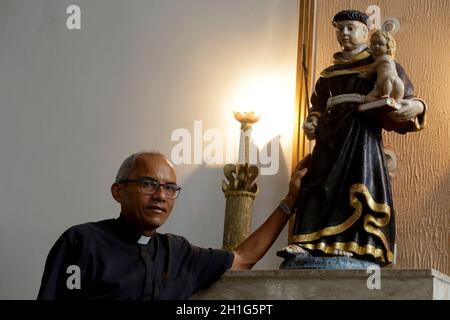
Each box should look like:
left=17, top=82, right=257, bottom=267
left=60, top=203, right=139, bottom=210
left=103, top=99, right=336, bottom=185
left=277, top=244, right=311, bottom=258
left=332, top=249, right=353, bottom=257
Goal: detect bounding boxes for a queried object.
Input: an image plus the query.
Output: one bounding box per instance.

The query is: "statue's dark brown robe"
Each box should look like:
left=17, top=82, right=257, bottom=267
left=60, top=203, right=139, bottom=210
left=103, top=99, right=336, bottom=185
left=291, top=49, right=426, bottom=265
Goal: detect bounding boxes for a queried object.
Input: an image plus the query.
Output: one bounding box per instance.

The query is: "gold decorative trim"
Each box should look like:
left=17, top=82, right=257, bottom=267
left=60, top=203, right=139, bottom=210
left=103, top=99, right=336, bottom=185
left=298, top=241, right=391, bottom=263
left=350, top=184, right=392, bottom=261
left=291, top=183, right=394, bottom=263
left=224, top=190, right=257, bottom=199
left=320, top=64, right=372, bottom=78
left=350, top=184, right=391, bottom=215
left=333, top=50, right=371, bottom=64
left=291, top=207, right=360, bottom=242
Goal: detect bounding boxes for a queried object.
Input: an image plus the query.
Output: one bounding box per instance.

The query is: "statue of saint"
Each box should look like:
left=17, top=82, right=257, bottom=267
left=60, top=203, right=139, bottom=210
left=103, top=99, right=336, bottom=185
left=278, top=10, right=427, bottom=267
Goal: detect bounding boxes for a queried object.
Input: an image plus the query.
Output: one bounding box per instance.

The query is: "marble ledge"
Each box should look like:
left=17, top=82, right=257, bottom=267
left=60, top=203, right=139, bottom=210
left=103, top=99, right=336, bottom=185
left=192, top=269, right=450, bottom=300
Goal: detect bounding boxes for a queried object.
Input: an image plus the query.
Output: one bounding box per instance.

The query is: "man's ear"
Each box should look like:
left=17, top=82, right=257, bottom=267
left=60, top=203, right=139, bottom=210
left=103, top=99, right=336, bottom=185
left=111, top=183, right=122, bottom=203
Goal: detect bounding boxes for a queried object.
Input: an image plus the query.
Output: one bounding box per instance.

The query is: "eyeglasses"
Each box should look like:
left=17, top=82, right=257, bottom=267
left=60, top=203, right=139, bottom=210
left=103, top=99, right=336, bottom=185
left=118, top=178, right=182, bottom=199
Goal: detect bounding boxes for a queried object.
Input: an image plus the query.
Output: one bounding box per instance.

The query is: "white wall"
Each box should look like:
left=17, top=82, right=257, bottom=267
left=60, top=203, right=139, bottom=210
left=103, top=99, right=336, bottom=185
left=0, top=0, right=299, bottom=299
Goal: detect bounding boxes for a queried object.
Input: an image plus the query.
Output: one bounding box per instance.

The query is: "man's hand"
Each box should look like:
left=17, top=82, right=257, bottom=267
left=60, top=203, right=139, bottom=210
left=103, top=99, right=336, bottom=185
left=388, top=99, right=424, bottom=122
left=230, top=153, right=311, bottom=270
left=303, top=115, right=319, bottom=140
left=283, top=154, right=311, bottom=207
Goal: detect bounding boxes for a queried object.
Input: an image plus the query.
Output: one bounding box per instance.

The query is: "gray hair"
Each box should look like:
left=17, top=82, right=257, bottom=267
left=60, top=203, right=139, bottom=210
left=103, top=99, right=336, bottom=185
left=114, top=150, right=167, bottom=183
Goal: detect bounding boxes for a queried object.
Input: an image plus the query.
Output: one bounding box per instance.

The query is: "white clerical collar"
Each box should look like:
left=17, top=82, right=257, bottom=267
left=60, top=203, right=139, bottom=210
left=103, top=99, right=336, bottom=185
left=137, top=235, right=151, bottom=245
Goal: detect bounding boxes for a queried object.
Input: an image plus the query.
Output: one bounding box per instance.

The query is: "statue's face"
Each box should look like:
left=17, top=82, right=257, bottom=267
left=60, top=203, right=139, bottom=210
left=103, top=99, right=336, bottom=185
left=370, top=34, right=388, bottom=57
left=335, top=20, right=368, bottom=52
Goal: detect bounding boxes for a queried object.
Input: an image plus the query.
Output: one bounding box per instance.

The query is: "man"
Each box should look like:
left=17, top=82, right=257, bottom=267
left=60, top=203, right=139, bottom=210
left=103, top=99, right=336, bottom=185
left=38, top=151, right=310, bottom=299
left=278, top=10, right=426, bottom=265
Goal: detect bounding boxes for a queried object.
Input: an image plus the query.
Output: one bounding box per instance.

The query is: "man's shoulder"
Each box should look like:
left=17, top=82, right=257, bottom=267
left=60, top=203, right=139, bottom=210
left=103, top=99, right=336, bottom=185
left=158, top=233, right=229, bottom=255
left=60, top=218, right=116, bottom=242
left=158, top=233, right=190, bottom=245
left=157, top=233, right=210, bottom=252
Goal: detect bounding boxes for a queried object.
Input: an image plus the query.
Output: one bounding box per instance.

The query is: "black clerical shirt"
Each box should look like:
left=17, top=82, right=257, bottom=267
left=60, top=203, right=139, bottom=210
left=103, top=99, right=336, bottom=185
left=37, top=216, right=234, bottom=300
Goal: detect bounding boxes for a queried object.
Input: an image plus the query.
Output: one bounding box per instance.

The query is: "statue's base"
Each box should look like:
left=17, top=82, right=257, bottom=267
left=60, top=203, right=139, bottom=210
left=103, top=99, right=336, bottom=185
left=192, top=269, right=450, bottom=300
left=279, top=253, right=379, bottom=270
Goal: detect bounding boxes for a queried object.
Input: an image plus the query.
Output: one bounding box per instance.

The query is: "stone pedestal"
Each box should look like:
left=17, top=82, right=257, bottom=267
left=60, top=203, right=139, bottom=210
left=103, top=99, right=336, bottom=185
left=279, top=253, right=379, bottom=269
left=192, top=269, right=450, bottom=300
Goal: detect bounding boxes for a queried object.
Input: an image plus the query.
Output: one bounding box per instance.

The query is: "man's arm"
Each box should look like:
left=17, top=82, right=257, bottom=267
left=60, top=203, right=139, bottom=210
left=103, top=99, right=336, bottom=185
left=230, top=154, right=311, bottom=270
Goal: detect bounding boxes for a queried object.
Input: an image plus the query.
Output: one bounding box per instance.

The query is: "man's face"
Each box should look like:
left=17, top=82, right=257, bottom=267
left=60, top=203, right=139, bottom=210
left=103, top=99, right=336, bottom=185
left=113, top=154, right=177, bottom=235
left=335, top=20, right=368, bottom=52
left=370, top=34, right=388, bottom=56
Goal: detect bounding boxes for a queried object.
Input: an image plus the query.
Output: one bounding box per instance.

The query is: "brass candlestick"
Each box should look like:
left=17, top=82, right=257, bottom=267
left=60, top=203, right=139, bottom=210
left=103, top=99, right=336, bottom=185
left=222, top=112, right=260, bottom=251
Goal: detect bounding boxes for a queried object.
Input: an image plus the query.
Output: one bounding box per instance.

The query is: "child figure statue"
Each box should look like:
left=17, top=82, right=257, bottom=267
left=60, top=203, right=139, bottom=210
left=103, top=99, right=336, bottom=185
left=366, top=30, right=404, bottom=102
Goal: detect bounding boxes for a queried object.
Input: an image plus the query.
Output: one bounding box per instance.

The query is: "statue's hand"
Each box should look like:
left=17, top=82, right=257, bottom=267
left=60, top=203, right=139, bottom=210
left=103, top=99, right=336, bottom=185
left=388, top=99, right=424, bottom=122
left=303, top=115, right=319, bottom=140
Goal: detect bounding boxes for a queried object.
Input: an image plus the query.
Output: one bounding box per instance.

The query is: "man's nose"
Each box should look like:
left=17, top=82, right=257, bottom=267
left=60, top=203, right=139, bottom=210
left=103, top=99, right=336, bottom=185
left=342, top=27, right=349, bottom=34
left=152, top=185, right=167, bottom=200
